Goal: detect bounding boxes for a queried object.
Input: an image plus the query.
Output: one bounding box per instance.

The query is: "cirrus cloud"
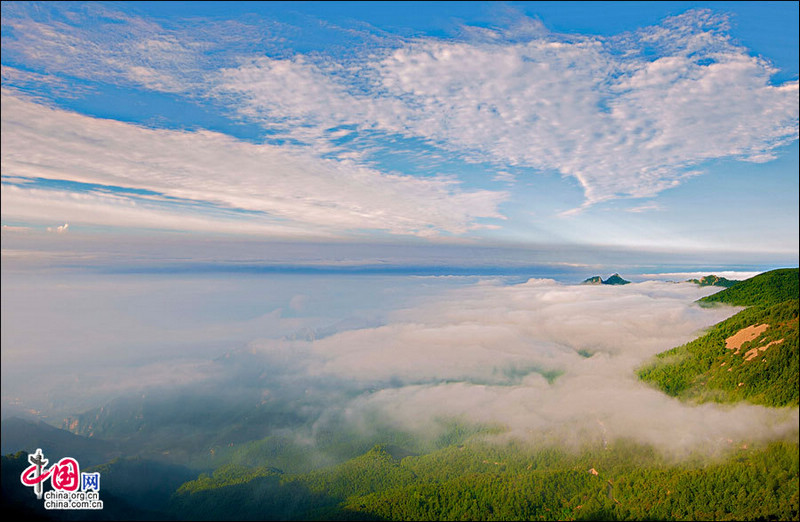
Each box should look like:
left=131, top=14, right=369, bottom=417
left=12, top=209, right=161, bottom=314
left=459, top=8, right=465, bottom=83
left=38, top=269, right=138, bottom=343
left=1, top=90, right=507, bottom=237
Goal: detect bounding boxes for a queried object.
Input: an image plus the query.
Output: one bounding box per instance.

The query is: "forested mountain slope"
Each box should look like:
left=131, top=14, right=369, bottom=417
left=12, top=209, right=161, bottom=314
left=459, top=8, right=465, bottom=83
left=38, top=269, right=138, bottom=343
left=698, top=268, right=799, bottom=307
left=167, top=440, right=798, bottom=521
left=639, top=268, right=799, bottom=406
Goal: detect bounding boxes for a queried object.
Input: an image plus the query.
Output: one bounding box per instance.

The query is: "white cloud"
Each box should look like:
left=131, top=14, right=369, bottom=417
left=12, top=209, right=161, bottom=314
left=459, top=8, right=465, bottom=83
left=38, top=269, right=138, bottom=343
left=0, top=65, right=94, bottom=100
left=216, top=9, right=798, bottom=207
left=492, top=171, right=517, bottom=184
left=290, top=279, right=735, bottom=382
left=0, top=3, right=209, bottom=94
left=241, top=278, right=798, bottom=454
left=1, top=91, right=506, bottom=237
left=1, top=183, right=328, bottom=238
left=626, top=202, right=663, bottom=213
left=1, top=224, right=32, bottom=233
left=46, top=223, right=69, bottom=234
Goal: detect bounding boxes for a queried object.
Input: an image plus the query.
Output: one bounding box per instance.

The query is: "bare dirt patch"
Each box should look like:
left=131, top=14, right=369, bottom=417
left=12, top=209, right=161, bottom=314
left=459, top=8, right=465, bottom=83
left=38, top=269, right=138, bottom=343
left=744, top=339, right=784, bottom=361
left=725, top=324, right=769, bottom=354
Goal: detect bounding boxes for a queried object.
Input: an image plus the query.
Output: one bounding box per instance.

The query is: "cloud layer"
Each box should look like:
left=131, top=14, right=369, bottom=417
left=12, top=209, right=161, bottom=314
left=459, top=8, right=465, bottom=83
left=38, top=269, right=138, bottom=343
left=3, top=269, right=797, bottom=455
left=216, top=9, right=799, bottom=205
left=224, top=278, right=798, bottom=454
left=156, top=280, right=798, bottom=454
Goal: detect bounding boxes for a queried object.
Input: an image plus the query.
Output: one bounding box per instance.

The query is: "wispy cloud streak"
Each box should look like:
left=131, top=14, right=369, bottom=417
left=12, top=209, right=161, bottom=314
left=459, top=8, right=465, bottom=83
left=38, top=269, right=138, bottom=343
left=1, top=91, right=506, bottom=237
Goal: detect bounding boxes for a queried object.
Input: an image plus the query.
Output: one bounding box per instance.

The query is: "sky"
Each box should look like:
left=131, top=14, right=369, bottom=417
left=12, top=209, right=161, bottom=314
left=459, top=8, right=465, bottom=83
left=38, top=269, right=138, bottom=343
left=1, top=1, right=798, bottom=270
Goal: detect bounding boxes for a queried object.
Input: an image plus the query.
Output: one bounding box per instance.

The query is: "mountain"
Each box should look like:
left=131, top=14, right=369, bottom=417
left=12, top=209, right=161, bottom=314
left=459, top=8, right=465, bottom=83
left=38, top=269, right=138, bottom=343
left=685, top=275, right=738, bottom=287
left=582, top=273, right=630, bottom=285
left=604, top=273, right=630, bottom=285
left=639, top=268, right=799, bottom=407
left=1, top=450, right=160, bottom=521
left=89, top=457, right=197, bottom=515
left=698, top=268, right=798, bottom=307
left=1, top=417, right=121, bottom=467
left=2, top=451, right=59, bottom=521
left=171, top=444, right=417, bottom=520
left=58, top=388, right=313, bottom=467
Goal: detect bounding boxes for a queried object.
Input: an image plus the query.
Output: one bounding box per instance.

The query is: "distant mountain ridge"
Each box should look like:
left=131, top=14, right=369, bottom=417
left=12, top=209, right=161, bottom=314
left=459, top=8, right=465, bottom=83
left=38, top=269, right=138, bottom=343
left=582, top=273, right=630, bottom=285
left=0, top=416, right=121, bottom=466
left=685, top=275, right=738, bottom=287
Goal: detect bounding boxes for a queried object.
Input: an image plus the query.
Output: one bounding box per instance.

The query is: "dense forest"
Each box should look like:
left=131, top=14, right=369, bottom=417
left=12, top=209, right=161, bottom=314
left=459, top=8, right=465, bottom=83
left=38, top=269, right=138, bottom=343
left=3, top=437, right=797, bottom=521
left=698, top=268, right=799, bottom=307
left=639, top=268, right=799, bottom=407
left=168, top=439, right=799, bottom=521
left=637, top=299, right=798, bottom=406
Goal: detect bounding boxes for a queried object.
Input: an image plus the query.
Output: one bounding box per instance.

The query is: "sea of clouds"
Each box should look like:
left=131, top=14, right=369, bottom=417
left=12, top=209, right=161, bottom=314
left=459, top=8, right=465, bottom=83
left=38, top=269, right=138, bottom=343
left=3, top=271, right=797, bottom=457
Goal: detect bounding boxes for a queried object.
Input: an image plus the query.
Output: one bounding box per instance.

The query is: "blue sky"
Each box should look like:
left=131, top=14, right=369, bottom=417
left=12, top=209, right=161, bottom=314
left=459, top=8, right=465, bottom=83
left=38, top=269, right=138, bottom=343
left=1, top=1, right=798, bottom=266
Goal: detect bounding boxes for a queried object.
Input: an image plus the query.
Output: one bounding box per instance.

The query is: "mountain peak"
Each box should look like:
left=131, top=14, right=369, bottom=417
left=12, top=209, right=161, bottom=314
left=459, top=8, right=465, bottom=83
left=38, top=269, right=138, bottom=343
left=685, top=275, right=738, bottom=288
left=581, top=274, right=630, bottom=285
left=603, top=274, right=630, bottom=285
